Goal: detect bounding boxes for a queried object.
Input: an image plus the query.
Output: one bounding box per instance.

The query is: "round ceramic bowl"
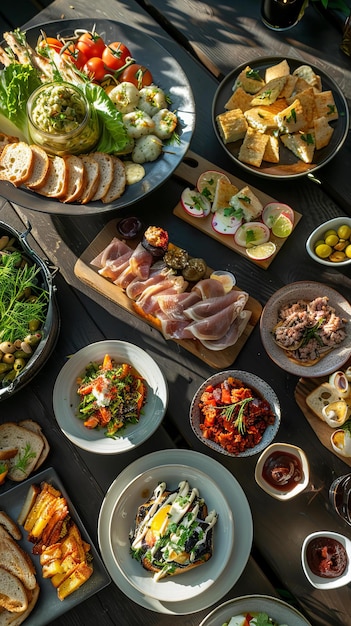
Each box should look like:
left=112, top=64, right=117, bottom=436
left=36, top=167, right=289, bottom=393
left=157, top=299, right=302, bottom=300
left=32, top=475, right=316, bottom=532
left=255, top=442, right=310, bottom=501
left=0, top=220, right=59, bottom=401
left=108, top=463, right=234, bottom=602
left=190, top=370, right=281, bottom=458
left=52, top=340, right=168, bottom=453
left=198, top=594, right=312, bottom=626
left=301, top=530, right=351, bottom=589
left=306, top=216, right=351, bottom=267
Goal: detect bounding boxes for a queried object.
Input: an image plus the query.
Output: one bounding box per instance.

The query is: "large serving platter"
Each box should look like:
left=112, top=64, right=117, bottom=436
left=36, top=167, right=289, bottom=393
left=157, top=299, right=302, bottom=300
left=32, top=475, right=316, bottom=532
left=0, top=467, right=111, bottom=626
left=98, top=449, right=253, bottom=615
left=0, top=18, right=195, bottom=215
left=212, top=56, right=349, bottom=179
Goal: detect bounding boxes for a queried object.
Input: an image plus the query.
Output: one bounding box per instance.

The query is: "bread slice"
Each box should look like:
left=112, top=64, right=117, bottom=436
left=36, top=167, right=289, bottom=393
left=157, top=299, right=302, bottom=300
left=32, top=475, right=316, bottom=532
left=17, top=485, right=40, bottom=527
left=36, top=155, right=68, bottom=199
left=25, top=145, right=50, bottom=190
left=314, top=116, right=334, bottom=150
left=0, top=535, right=37, bottom=590
left=235, top=65, right=265, bottom=94
left=0, top=584, right=40, bottom=626
left=224, top=86, right=252, bottom=112
left=18, top=421, right=49, bottom=470
left=0, top=512, right=21, bottom=541
left=0, top=133, right=19, bottom=157
left=0, top=142, right=34, bottom=187
left=0, top=567, right=28, bottom=613
left=102, top=156, right=126, bottom=203
left=78, top=155, right=100, bottom=204
left=61, top=154, right=85, bottom=203
left=0, top=423, right=44, bottom=482
left=211, top=178, right=239, bottom=213
left=238, top=127, right=269, bottom=168
left=229, top=185, right=263, bottom=221
left=90, top=152, right=114, bottom=201
left=216, top=109, right=248, bottom=144
left=314, top=90, right=338, bottom=122
left=280, top=131, right=315, bottom=163
left=265, top=59, right=290, bottom=83
left=250, top=76, right=287, bottom=106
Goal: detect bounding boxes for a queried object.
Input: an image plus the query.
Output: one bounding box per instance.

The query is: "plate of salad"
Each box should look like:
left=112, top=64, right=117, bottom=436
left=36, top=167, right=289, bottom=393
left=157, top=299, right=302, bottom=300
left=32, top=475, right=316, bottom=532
left=0, top=18, right=195, bottom=214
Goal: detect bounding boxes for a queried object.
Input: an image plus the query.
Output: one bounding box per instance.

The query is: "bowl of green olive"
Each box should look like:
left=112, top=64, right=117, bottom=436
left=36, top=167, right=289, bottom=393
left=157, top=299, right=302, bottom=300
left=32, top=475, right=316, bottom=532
left=306, top=217, right=351, bottom=267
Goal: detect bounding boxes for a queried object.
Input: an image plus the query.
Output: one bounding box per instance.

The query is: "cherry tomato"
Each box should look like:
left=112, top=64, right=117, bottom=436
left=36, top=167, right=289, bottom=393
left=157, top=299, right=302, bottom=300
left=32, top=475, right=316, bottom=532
left=71, top=47, right=88, bottom=70
left=37, top=37, right=64, bottom=56
left=83, top=57, right=107, bottom=82
left=76, top=32, right=106, bottom=59
left=119, top=64, right=153, bottom=88
left=102, top=41, right=132, bottom=71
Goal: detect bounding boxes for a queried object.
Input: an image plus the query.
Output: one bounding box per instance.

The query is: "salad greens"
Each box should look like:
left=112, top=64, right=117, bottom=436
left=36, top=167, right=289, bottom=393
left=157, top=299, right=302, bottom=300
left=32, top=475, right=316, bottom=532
left=79, top=82, right=128, bottom=153
left=0, top=62, right=41, bottom=141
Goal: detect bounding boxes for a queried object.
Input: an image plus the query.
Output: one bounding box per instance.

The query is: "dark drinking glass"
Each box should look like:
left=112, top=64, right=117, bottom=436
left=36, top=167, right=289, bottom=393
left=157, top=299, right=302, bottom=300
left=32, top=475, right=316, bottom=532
left=261, top=0, right=305, bottom=31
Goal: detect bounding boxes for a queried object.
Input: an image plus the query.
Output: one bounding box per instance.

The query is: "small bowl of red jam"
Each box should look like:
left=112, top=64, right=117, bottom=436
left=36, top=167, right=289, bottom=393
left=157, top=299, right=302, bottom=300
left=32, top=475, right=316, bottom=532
left=255, top=442, right=309, bottom=500
left=301, top=530, right=351, bottom=589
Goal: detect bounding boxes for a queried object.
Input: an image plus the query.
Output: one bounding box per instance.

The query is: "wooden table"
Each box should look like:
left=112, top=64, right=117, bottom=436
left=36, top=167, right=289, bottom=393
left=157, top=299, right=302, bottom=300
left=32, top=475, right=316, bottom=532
left=1, top=1, right=351, bottom=625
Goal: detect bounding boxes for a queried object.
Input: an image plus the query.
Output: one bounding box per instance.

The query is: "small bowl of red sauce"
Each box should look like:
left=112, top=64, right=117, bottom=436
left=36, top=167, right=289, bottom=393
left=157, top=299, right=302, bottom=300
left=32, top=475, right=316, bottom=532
left=255, top=442, right=309, bottom=500
left=301, top=530, right=351, bottom=589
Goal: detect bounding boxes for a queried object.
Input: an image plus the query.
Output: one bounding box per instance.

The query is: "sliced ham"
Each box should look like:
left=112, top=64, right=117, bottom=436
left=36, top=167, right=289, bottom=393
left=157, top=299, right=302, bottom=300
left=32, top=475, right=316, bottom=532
left=126, top=265, right=170, bottom=300
left=158, top=314, right=194, bottom=340
left=187, top=303, right=239, bottom=341
left=157, top=291, right=201, bottom=320
left=136, top=276, right=188, bottom=315
left=192, top=278, right=225, bottom=299
left=184, top=289, right=248, bottom=321
left=98, top=250, right=133, bottom=281
left=90, top=237, right=132, bottom=268
left=201, top=310, right=252, bottom=350
left=129, top=242, right=153, bottom=280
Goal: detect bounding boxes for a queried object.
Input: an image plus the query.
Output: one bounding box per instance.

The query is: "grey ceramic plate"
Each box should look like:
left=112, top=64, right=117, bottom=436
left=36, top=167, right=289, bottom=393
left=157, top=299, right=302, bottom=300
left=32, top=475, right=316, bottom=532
left=199, top=595, right=312, bottom=626
left=260, top=281, right=351, bottom=377
left=0, top=18, right=195, bottom=215
left=189, top=370, right=281, bottom=457
left=212, top=56, right=349, bottom=179
left=0, top=467, right=110, bottom=625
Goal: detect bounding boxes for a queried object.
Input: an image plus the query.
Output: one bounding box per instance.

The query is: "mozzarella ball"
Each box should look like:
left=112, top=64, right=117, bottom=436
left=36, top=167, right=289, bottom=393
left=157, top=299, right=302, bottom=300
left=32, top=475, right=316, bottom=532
left=132, top=134, right=163, bottom=163
left=152, top=109, right=178, bottom=140
left=138, top=86, right=167, bottom=117
left=123, top=110, right=155, bottom=139
left=108, top=82, right=140, bottom=114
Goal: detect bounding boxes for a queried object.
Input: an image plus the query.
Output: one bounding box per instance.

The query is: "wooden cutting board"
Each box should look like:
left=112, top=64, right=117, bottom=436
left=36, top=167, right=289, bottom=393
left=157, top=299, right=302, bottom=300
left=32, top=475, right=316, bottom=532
left=173, top=150, right=302, bottom=269
left=74, top=218, right=262, bottom=369
left=295, top=361, right=351, bottom=467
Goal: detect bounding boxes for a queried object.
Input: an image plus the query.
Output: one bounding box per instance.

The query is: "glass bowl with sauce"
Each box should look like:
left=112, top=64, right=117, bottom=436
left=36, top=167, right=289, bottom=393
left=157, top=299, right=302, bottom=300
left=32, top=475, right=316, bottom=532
left=27, top=81, right=100, bottom=156
left=255, top=442, right=309, bottom=500
left=301, top=530, right=351, bottom=589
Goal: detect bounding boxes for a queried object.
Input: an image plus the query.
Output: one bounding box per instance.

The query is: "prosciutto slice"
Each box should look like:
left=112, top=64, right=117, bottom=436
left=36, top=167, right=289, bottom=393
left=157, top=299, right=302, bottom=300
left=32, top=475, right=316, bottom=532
left=184, top=290, right=248, bottom=321
left=129, top=243, right=153, bottom=280
left=98, top=251, right=133, bottom=281
left=157, top=291, right=201, bottom=320
left=90, top=237, right=132, bottom=268
left=200, top=310, right=252, bottom=350
left=126, top=265, right=170, bottom=300
left=186, top=303, right=240, bottom=341
left=192, top=278, right=225, bottom=299
left=158, top=314, right=194, bottom=340
left=136, top=276, right=187, bottom=315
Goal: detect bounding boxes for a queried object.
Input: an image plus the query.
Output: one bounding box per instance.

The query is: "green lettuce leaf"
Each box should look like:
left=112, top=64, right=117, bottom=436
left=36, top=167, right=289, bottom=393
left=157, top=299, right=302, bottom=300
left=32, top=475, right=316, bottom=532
left=0, top=63, right=41, bottom=141
left=80, top=82, right=128, bottom=154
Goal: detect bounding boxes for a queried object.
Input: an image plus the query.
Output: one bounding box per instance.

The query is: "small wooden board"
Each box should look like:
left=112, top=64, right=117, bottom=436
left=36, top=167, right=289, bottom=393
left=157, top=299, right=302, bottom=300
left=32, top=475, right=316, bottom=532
left=295, top=361, right=351, bottom=467
left=74, top=218, right=262, bottom=369
left=173, top=150, right=302, bottom=269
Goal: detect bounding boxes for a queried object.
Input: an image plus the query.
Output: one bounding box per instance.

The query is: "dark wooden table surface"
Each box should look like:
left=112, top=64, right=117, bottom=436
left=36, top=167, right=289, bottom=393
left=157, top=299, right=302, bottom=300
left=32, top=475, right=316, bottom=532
left=1, top=0, right=351, bottom=625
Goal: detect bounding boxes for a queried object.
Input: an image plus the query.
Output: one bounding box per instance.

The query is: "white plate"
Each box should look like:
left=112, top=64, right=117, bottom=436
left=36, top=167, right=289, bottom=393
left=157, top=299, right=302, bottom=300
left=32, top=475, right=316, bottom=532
left=109, top=463, right=234, bottom=602
left=199, top=594, right=312, bottom=626
left=52, top=340, right=168, bottom=453
left=98, top=449, right=252, bottom=614
left=260, top=282, right=351, bottom=377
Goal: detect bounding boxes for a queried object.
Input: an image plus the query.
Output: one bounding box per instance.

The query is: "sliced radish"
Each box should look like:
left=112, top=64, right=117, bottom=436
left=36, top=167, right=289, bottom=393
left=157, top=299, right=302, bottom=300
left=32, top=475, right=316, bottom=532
left=211, top=207, right=242, bottom=235
left=262, top=202, right=295, bottom=228
left=181, top=187, right=211, bottom=218
left=234, top=221, right=270, bottom=248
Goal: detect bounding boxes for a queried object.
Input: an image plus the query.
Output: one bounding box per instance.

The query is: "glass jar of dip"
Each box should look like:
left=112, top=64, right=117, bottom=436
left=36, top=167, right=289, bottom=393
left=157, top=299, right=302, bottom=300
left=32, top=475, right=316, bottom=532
left=27, top=81, right=100, bottom=156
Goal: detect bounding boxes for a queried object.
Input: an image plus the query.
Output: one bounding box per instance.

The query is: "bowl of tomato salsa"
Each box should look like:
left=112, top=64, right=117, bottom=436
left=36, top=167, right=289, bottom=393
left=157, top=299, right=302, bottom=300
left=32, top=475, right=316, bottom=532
left=189, top=370, right=281, bottom=457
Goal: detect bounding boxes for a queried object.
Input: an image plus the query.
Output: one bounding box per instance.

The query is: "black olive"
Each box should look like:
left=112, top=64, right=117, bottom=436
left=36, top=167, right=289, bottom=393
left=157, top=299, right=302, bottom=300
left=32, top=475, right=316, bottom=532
left=117, top=217, right=143, bottom=239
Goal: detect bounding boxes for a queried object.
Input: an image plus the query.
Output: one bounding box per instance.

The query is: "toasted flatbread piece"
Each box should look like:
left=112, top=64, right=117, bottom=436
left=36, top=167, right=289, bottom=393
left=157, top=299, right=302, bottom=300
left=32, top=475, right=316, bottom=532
left=279, top=74, right=298, bottom=99
left=216, top=108, right=248, bottom=143
left=314, top=90, right=338, bottom=122
left=238, top=127, right=269, bottom=167
left=224, top=86, right=253, bottom=112
left=211, top=178, right=239, bottom=213
left=314, top=116, right=334, bottom=150
left=293, top=64, right=322, bottom=92
left=250, top=76, right=287, bottom=106
left=280, top=131, right=315, bottom=163
left=265, top=59, right=290, bottom=83
left=288, top=87, right=316, bottom=130
left=275, top=98, right=306, bottom=134
left=263, top=135, right=280, bottom=163
left=244, top=107, right=278, bottom=133
left=235, top=65, right=265, bottom=94
left=229, top=185, right=263, bottom=221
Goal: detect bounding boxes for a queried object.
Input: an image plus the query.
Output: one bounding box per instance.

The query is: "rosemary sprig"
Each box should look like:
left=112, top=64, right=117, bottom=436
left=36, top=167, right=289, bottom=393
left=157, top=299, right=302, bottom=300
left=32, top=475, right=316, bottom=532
left=220, top=396, right=253, bottom=435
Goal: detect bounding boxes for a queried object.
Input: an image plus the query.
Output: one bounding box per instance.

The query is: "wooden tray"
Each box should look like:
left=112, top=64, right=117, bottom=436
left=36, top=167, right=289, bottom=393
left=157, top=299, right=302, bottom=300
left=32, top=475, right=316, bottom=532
left=173, top=150, right=302, bottom=269
left=74, top=218, right=262, bottom=369
left=295, top=361, right=351, bottom=467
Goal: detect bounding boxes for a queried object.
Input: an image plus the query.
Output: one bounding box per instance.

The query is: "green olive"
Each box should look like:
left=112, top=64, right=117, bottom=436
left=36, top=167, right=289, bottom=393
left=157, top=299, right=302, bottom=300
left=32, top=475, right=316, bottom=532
left=28, top=319, right=41, bottom=331
left=14, top=350, right=30, bottom=359
left=13, top=358, right=26, bottom=373
left=0, top=362, right=12, bottom=374
left=2, top=370, right=16, bottom=383
left=24, top=333, right=42, bottom=347
left=0, top=341, right=16, bottom=354
left=2, top=353, right=15, bottom=365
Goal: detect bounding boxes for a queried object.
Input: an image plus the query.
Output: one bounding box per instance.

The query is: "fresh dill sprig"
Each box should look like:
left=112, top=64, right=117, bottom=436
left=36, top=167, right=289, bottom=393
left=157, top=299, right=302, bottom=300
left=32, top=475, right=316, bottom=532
left=13, top=443, right=36, bottom=474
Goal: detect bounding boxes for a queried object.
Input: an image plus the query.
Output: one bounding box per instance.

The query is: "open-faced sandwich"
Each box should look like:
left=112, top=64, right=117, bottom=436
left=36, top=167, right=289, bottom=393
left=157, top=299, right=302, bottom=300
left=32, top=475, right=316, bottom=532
left=129, top=480, right=217, bottom=581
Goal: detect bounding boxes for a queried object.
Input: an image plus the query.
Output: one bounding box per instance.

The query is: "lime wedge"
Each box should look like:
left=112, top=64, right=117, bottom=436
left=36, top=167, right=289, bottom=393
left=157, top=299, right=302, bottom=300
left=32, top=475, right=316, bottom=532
left=271, top=214, right=293, bottom=238
left=246, top=241, right=276, bottom=260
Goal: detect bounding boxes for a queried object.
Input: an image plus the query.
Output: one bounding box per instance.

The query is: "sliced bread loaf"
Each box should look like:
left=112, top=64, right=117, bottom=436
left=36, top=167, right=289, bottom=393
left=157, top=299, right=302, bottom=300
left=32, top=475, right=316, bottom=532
left=102, top=156, right=126, bottom=203
left=18, top=421, right=49, bottom=471
left=0, top=133, right=19, bottom=157
left=90, top=152, right=114, bottom=201
left=35, top=155, right=68, bottom=199
left=0, top=535, right=37, bottom=591
left=0, top=423, right=44, bottom=482
left=78, top=155, right=100, bottom=204
left=0, top=511, right=21, bottom=541
left=25, top=145, right=50, bottom=190
left=0, top=143, right=34, bottom=187
left=62, top=154, right=85, bottom=203
left=0, top=567, right=28, bottom=613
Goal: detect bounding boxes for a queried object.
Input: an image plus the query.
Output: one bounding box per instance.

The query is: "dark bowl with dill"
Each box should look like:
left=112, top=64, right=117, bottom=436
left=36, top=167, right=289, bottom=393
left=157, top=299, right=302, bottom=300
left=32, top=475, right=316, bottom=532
left=190, top=370, right=281, bottom=458
left=0, top=220, right=59, bottom=400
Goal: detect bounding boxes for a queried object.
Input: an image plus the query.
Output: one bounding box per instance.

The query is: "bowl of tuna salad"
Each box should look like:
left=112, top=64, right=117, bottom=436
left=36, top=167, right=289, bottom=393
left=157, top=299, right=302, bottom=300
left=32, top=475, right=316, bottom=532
left=260, top=282, right=351, bottom=377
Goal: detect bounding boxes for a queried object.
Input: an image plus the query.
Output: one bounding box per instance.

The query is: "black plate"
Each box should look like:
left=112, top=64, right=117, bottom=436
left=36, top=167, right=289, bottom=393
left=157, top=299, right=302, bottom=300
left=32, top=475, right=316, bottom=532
left=0, top=467, right=111, bottom=626
left=0, top=18, right=195, bottom=214
left=212, top=56, right=349, bottom=179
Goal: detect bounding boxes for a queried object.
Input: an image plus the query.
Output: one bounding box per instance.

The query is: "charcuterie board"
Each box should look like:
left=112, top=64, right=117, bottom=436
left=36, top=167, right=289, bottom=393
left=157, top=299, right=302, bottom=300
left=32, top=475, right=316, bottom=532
left=173, top=150, right=302, bottom=269
left=295, top=363, right=351, bottom=467
left=74, top=218, right=262, bottom=369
